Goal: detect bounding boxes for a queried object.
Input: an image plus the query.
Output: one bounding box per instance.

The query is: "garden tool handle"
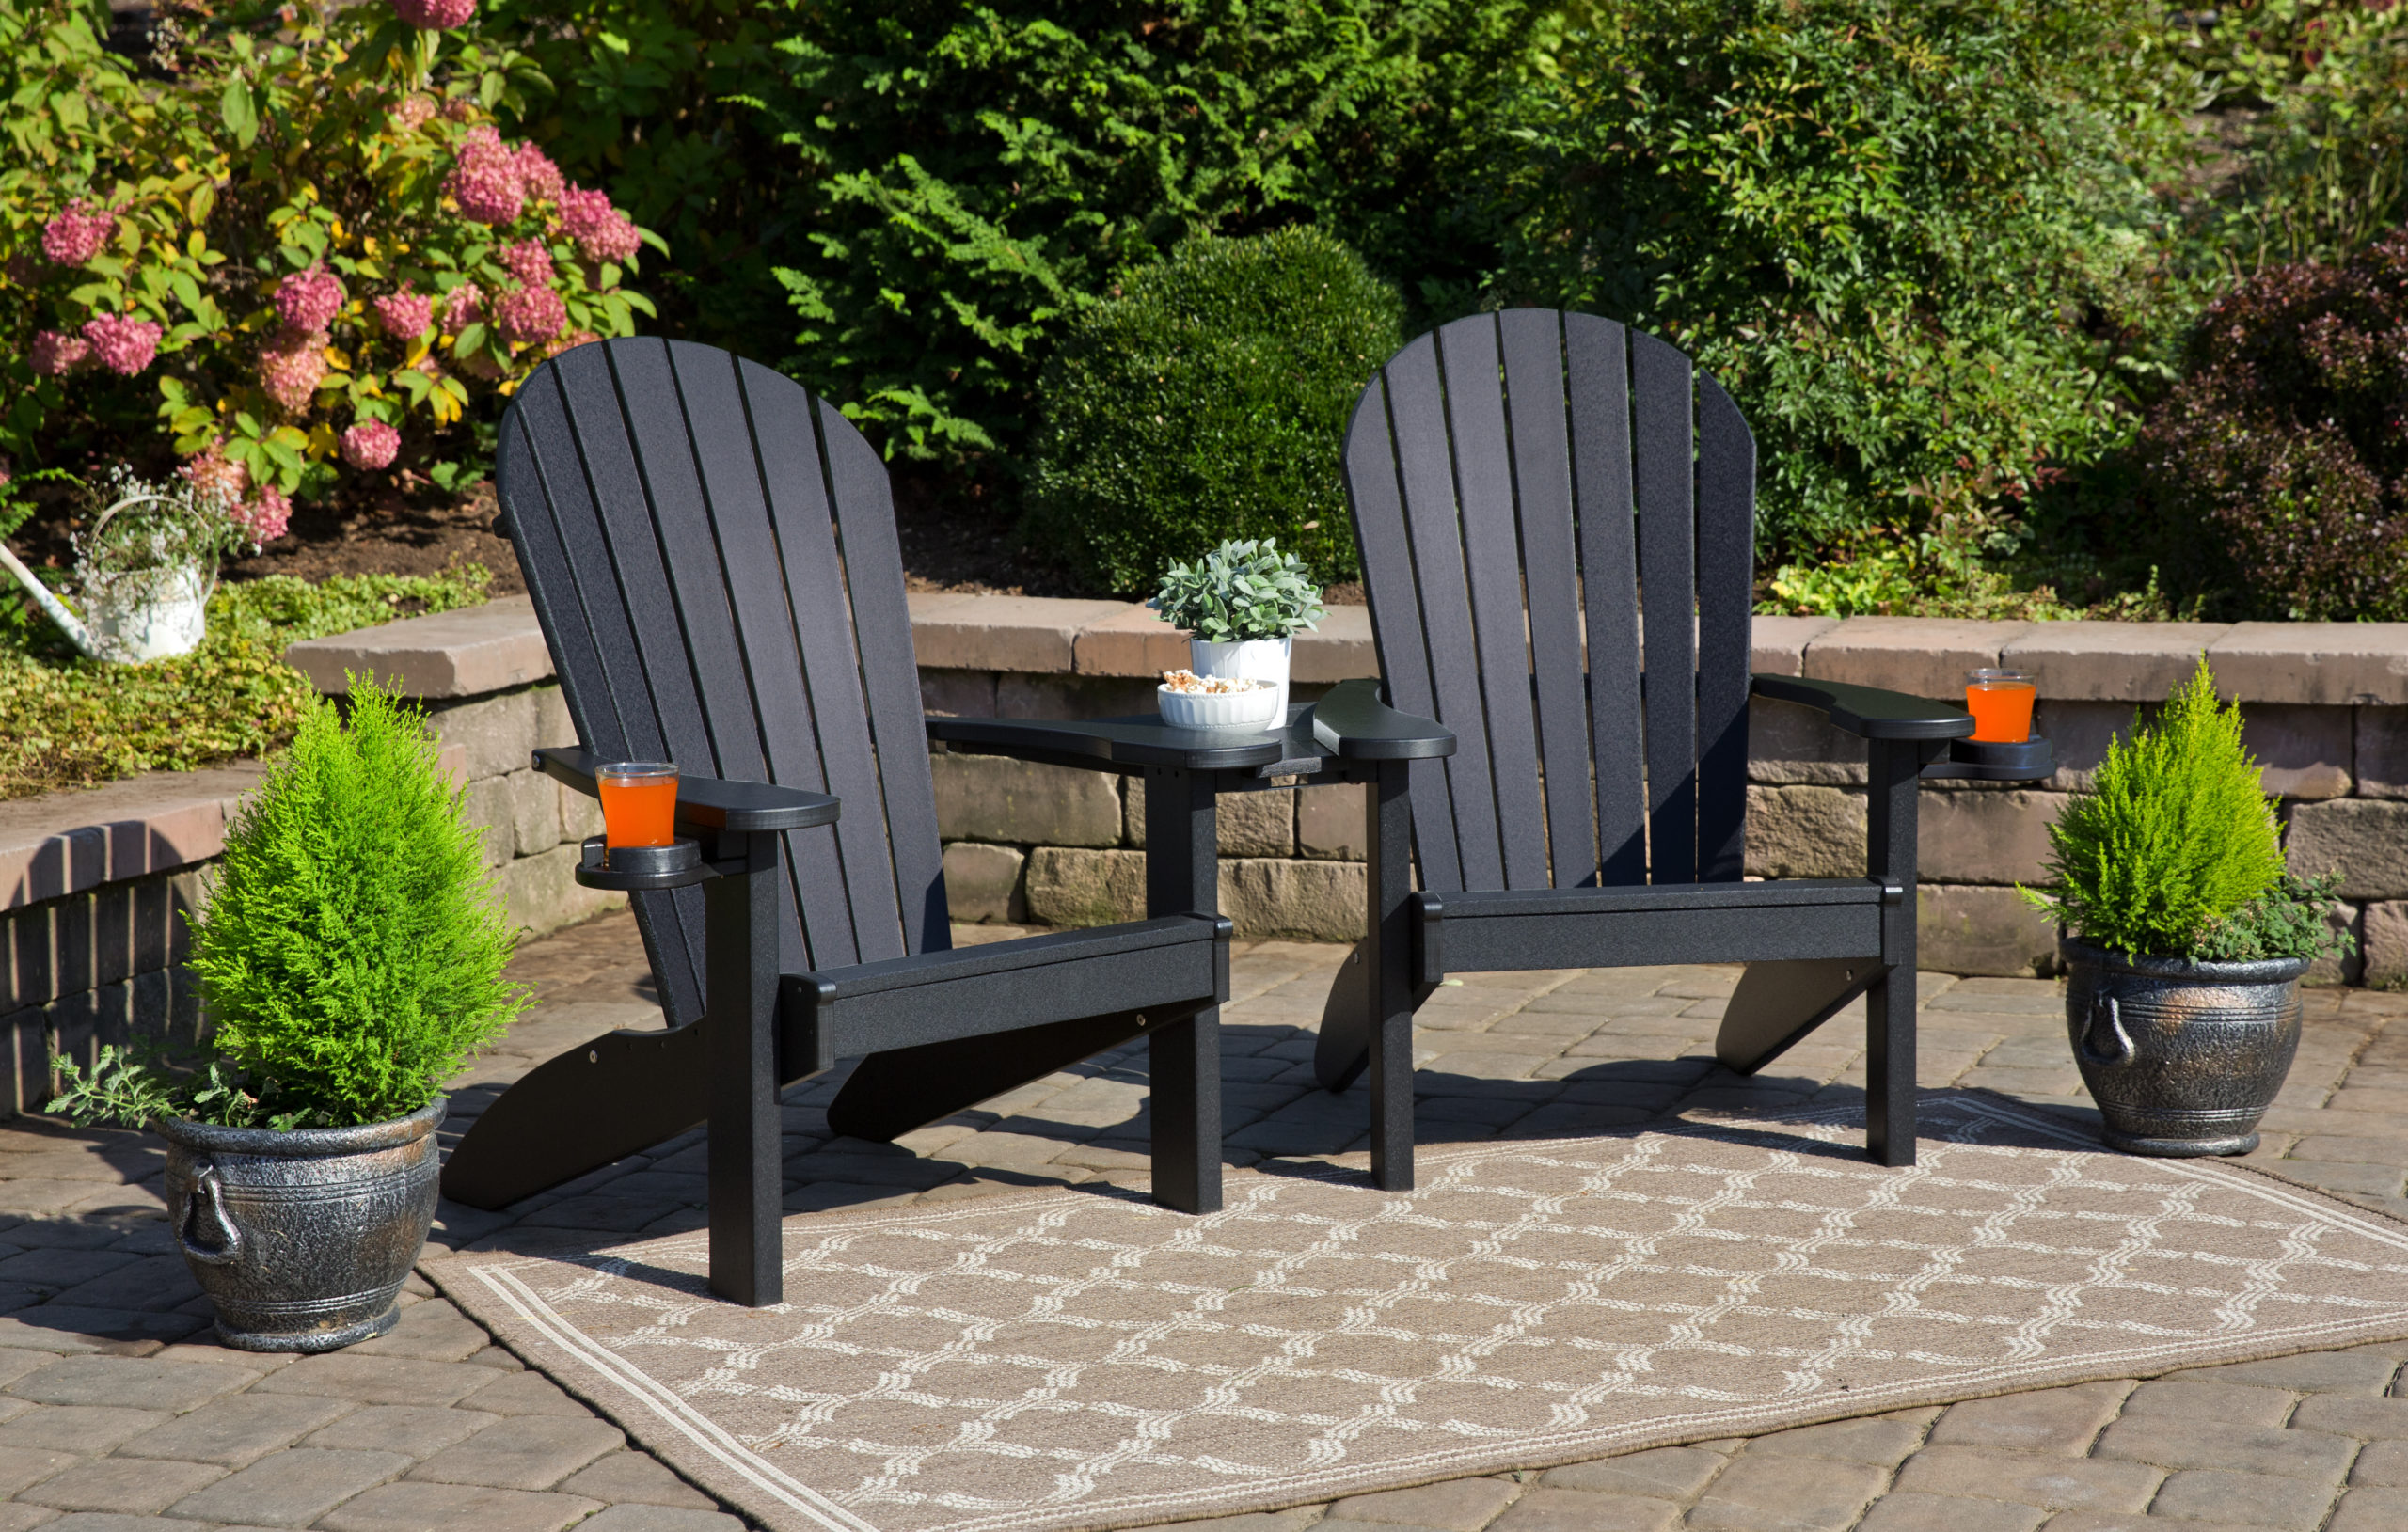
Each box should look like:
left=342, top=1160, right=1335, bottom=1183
left=2080, top=994, right=2135, bottom=1067
left=177, top=1162, right=243, bottom=1266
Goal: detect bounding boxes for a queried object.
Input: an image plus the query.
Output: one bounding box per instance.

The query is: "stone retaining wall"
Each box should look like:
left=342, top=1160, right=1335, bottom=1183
left=7, top=593, right=2404, bottom=1116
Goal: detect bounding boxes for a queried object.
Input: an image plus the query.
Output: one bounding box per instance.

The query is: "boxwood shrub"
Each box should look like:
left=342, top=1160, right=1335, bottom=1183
left=1022, top=228, right=1402, bottom=593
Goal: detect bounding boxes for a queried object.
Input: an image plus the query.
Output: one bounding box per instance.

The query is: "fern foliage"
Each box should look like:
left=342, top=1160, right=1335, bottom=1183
left=2020, top=658, right=2285, bottom=957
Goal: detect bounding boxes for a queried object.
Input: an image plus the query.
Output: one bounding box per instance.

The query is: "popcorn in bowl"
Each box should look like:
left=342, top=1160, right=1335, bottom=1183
left=1160, top=669, right=1272, bottom=695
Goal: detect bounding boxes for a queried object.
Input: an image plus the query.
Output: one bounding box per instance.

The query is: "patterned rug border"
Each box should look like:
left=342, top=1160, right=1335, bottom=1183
left=429, top=1091, right=2408, bottom=1532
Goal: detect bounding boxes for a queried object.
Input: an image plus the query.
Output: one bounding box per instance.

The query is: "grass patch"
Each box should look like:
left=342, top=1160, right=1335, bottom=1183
left=0, top=567, right=492, bottom=801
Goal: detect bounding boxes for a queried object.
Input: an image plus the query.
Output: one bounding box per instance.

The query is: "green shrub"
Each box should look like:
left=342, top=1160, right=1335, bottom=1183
left=2021, top=660, right=2288, bottom=957
left=2, top=0, right=656, bottom=509
left=2134, top=228, right=2408, bottom=621
left=0, top=567, right=490, bottom=799
left=748, top=0, right=1536, bottom=470
left=1024, top=229, right=1402, bottom=591
left=1148, top=538, right=1325, bottom=642
left=53, top=676, right=525, bottom=1129
left=1488, top=0, right=2194, bottom=564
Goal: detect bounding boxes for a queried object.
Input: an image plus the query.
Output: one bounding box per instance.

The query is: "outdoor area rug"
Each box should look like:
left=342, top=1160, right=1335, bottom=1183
left=430, top=1091, right=2408, bottom=1532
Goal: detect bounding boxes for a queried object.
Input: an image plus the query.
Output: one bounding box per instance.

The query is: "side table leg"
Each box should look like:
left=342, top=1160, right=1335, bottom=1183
left=1145, top=766, right=1223, bottom=1214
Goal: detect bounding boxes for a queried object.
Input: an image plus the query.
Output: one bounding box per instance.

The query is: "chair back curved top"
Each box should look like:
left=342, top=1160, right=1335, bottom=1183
left=1341, top=310, right=1756, bottom=895
left=496, top=338, right=949, bottom=1026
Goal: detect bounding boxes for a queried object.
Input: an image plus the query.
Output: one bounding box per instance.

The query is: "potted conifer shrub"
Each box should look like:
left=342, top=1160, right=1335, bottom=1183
left=2021, top=659, right=2352, bottom=1156
left=1148, top=537, right=1326, bottom=722
left=51, top=677, right=525, bottom=1350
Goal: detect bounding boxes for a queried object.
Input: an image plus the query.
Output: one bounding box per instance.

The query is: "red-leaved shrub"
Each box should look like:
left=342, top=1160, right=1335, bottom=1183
left=2138, top=230, right=2408, bottom=620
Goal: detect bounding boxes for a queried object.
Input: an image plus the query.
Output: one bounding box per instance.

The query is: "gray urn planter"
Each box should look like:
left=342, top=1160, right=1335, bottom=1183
left=157, top=1096, right=445, bottom=1351
left=2062, top=940, right=2308, bottom=1157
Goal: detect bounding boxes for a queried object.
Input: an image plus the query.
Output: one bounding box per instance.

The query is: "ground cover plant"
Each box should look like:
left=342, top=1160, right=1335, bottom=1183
left=1025, top=229, right=1401, bottom=589
left=0, top=563, right=490, bottom=799
left=50, top=675, right=526, bottom=1129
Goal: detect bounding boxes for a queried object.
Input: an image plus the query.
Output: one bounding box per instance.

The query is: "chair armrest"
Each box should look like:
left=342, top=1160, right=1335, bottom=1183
left=1308, top=678, right=1456, bottom=760
left=927, top=715, right=1291, bottom=771
left=1750, top=674, right=1974, bottom=741
left=534, top=747, right=841, bottom=832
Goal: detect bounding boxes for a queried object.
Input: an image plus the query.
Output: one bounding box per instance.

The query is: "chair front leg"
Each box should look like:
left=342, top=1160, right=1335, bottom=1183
left=705, top=829, right=784, bottom=1305
left=1365, top=760, right=1417, bottom=1191
left=1144, top=766, right=1223, bottom=1215
left=1863, top=737, right=1941, bottom=1167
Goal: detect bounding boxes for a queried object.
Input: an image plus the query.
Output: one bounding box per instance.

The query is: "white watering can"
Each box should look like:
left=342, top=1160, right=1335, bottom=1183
left=0, top=491, right=216, bottom=663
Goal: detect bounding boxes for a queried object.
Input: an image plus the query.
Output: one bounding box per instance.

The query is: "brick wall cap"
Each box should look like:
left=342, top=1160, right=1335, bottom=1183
left=1750, top=615, right=1840, bottom=677
left=284, top=594, right=553, bottom=699
left=2001, top=621, right=2236, bottom=701
left=2208, top=623, right=2408, bottom=705
left=910, top=593, right=1129, bottom=672
left=0, top=763, right=267, bottom=911
left=1802, top=617, right=2034, bottom=700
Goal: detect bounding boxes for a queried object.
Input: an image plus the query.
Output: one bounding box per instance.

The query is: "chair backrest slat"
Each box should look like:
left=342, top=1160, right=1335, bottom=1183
left=818, top=397, right=950, bottom=959
left=1384, top=334, right=1505, bottom=893
left=497, top=339, right=950, bottom=1016
left=1343, top=312, right=1755, bottom=893
left=1694, top=373, right=1757, bottom=883
left=1438, top=320, right=1550, bottom=892
left=1563, top=314, right=1648, bottom=886
left=1343, top=376, right=1465, bottom=896
left=1497, top=309, right=1596, bottom=886
left=1629, top=330, right=1700, bottom=884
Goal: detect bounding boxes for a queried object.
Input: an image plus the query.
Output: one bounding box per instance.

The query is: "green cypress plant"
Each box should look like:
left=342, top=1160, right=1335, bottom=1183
left=2020, top=658, right=2290, bottom=957
left=51, top=675, right=526, bottom=1129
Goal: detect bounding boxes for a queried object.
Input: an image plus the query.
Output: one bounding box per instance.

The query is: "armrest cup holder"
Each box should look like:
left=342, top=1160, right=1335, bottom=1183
left=574, top=835, right=713, bottom=892
left=1924, top=735, right=2054, bottom=782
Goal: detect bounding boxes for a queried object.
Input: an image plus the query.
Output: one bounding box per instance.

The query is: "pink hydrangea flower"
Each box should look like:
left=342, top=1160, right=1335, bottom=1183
left=372, top=287, right=435, bottom=340
left=392, top=0, right=475, bottom=29
left=180, top=448, right=249, bottom=509
left=499, top=240, right=555, bottom=285
left=41, top=201, right=114, bottom=266
left=542, top=328, right=600, bottom=360
left=233, top=483, right=292, bottom=545
left=276, top=264, right=346, bottom=333
left=513, top=144, right=563, bottom=204
left=258, top=329, right=329, bottom=414
left=446, top=124, right=523, bottom=225
left=340, top=419, right=402, bottom=471
left=494, top=283, right=567, bottom=344
left=83, top=313, right=162, bottom=376
left=555, top=186, right=642, bottom=264
left=30, top=329, right=90, bottom=376
left=393, top=94, right=438, bottom=131
left=440, top=282, right=484, bottom=332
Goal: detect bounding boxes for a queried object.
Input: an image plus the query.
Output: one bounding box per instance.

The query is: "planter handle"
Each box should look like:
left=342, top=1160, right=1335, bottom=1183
left=2081, top=995, right=2136, bottom=1067
left=177, top=1162, right=243, bottom=1266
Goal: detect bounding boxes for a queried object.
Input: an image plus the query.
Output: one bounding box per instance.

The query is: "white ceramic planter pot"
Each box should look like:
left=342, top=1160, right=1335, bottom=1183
left=86, top=563, right=211, bottom=663
left=1190, top=637, right=1291, bottom=724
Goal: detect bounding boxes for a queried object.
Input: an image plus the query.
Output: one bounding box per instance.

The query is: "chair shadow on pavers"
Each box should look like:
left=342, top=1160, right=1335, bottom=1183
left=436, top=338, right=1237, bottom=1307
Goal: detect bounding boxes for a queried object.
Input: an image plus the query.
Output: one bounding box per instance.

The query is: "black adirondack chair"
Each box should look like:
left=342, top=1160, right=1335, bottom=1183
left=1315, top=310, right=1982, bottom=1189
left=437, top=337, right=1238, bottom=1307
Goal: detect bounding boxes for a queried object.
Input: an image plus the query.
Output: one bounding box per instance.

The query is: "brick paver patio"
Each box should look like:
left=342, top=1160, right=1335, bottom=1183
left=0, top=910, right=2404, bottom=1532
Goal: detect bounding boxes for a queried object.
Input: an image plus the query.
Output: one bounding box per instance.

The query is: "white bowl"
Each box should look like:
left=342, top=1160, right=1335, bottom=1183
left=1157, top=682, right=1281, bottom=732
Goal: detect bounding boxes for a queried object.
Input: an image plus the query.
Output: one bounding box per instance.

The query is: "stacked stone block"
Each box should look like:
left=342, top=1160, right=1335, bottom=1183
left=423, top=682, right=617, bottom=940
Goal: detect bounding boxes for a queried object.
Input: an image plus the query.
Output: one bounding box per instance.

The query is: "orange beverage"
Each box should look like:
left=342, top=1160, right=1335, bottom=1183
left=596, top=762, right=678, bottom=849
left=1965, top=669, right=2036, bottom=743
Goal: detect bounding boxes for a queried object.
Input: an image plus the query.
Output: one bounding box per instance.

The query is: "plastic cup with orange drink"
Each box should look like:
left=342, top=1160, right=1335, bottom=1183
left=596, top=762, right=678, bottom=862
left=1964, top=669, right=2036, bottom=743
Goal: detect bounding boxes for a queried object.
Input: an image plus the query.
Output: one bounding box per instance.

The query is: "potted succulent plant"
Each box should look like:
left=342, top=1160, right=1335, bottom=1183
left=50, top=677, right=526, bottom=1350
left=2020, top=659, right=2353, bottom=1156
left=1147, top=537, right=1326, bottom=720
